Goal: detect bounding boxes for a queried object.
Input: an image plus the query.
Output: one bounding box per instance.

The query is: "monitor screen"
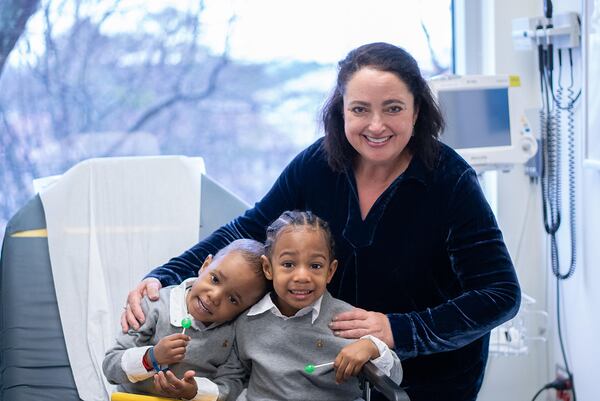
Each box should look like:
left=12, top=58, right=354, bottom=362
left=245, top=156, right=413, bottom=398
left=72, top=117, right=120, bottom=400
left=438, top=87, right=511, bottom=149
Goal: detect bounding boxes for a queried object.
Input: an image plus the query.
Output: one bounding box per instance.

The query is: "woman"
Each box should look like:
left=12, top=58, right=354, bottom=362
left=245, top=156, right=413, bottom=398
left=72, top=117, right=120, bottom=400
left=123, top=42, right=520, bottom=401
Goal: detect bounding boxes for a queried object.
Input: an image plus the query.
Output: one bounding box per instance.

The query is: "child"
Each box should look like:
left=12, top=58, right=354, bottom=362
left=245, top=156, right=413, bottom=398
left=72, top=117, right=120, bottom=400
left=231, top=210, right=402, bottom=400
left=103, top=239, right=269, bottom=401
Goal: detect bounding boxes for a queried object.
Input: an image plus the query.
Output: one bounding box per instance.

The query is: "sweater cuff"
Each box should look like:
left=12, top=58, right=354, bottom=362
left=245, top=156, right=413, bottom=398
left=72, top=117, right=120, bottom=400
left=121, top=346, right=154, bottom=383
left=361, top=335, right=393, bottom=376
left=182, top=377, right=219, bottom=401
left=388, top=313, right=417, bottom=360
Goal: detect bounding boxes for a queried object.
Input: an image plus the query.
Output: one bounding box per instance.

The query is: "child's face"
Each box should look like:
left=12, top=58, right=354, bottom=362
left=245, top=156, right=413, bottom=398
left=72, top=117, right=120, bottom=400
left=187, top=252, right=265, bottom=325
left=262, top=227, right=337, bottom=317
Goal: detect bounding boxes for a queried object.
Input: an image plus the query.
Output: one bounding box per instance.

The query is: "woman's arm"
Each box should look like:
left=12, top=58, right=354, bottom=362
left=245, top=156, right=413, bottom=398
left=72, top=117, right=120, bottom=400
left=144, top=145, right=311, bottom=287
left=332, top=168, right=520, bottom=359
left=122, top=141, right=317, bottom=330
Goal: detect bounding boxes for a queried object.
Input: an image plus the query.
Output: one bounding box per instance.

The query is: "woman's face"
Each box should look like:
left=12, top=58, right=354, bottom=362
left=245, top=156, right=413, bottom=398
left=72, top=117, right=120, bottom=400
left=343, top=67, right=418, bottom=168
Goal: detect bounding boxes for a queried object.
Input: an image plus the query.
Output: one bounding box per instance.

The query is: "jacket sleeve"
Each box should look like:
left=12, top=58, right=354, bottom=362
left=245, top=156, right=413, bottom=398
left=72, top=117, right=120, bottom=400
left=388, top=168, right=521, bottom=359
left=102, top=297, right=158, bottom=384
left=145, top=145, right=312, bottom=287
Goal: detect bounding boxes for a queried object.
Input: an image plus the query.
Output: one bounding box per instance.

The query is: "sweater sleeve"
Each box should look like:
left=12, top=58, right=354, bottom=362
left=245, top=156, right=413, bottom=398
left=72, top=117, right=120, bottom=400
left=388, top=168, right=521, bottom=360
left=144, top=142, right=314, bottom=287
left=102, top=297, right=158, bottom=384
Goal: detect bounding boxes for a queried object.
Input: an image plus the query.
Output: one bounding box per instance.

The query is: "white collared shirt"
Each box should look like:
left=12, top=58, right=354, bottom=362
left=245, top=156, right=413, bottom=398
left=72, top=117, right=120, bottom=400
left=246, top=292, right=395, bottom=376
left=247, top=291, right=323, bottom=323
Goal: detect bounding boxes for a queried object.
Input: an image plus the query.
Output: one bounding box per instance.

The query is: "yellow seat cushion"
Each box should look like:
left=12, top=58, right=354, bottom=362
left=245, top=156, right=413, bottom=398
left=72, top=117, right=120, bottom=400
left=111, top=392, right=178, bottom=401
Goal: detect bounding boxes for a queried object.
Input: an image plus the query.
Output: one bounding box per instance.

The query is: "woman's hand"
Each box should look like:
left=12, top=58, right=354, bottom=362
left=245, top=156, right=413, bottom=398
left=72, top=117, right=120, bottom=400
left=334, top=338, right=379, bottom=384
left=151, top=333, right=191, bottom=366
left=120, top=277, right=162, bottom=332
left=153, top=369, right=197, bottom=400
left=330, top=308, right=395, bottom=348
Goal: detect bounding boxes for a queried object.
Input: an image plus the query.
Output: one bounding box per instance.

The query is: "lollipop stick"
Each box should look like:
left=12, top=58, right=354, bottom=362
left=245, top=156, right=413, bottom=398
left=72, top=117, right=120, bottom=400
left=313, top=362, right=334, bottom=369
left=304, top=361, right=334, bottom=374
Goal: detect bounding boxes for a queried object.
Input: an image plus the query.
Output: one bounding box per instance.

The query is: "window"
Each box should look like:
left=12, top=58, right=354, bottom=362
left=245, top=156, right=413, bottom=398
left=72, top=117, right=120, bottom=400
left=0, top=0, right=454, bottom=239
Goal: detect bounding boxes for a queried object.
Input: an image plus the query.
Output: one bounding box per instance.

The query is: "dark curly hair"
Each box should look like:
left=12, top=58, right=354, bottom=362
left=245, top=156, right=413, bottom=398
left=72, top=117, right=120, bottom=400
left=264, top=210, right=335, bottom=261
left=321, top=42, right=445, bottom=171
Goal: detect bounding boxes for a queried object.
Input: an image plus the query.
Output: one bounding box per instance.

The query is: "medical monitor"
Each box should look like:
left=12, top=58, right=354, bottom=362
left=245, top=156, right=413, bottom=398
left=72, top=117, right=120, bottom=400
left=429, top=75, right=536, bottom=170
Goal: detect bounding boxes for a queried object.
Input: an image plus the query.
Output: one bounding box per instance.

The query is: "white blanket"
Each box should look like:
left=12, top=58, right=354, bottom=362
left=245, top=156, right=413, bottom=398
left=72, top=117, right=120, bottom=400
left=39, top=156, right=205, bottom=401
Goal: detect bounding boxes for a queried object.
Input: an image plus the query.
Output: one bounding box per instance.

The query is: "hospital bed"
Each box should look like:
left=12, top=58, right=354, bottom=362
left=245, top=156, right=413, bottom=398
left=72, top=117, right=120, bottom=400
left=0, top=171, right=248, bottom=401
left=0, top=164, right=408, bottom=401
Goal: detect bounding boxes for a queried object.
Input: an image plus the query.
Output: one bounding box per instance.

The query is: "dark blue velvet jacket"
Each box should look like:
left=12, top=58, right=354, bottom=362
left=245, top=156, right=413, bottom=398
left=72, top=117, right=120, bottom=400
left=147, top=138, right=520, bottom=401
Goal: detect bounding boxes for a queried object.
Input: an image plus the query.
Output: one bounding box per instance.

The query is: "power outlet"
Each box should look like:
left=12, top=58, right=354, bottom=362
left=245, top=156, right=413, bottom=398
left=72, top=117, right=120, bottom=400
left=554, top=365, right=572, bottom=401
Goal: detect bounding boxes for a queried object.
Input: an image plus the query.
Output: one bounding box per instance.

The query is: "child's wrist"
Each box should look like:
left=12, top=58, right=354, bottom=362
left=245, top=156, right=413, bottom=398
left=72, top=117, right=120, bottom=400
left=142, top=350, right=153, bottom=371
left=147, top=346, right=163, bottom=372
left=360, top=336, right=381, bottom=359
left=366, top=338, right=380, bottom=359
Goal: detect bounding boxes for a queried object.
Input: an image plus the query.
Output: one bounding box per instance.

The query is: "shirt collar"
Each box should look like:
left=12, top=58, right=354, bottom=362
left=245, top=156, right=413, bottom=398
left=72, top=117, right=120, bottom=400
left=169, top=278, right=217, bottom=331
left=247, top=292, right=324, bottom=324
left=401, top=151, right=430, bottom=186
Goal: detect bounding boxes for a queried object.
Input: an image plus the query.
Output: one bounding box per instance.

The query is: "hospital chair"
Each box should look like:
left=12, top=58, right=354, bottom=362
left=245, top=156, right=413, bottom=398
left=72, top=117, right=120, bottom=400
left=0, top=158, right=409, bottom=401
left=0, top=158, right=249, bottom=401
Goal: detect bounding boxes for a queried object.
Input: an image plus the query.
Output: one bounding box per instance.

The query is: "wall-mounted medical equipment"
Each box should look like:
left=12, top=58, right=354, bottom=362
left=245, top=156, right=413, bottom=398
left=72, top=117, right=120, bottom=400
left=512, top=12, right=581, bottom=51
left=511, top=2, right=581, bottom=399
left=429, top=75, right=537, bottom=171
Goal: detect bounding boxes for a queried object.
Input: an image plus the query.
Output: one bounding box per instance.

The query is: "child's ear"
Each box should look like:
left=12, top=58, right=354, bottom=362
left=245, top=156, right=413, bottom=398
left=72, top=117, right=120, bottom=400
left=261, top=255, right=274, bottom=281
left=199, top=254, right=213, bottom=275
left=326, top=259, right=338, bottom=284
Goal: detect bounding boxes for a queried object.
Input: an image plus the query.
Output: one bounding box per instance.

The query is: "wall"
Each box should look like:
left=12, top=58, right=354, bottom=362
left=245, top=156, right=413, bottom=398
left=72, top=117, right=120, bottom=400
left=549, top=2, right=600, bottom=401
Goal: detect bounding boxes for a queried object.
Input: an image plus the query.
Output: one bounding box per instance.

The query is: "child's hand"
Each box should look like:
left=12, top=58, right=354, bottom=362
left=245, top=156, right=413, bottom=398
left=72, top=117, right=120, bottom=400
left=152, top=333, right=191, bottom=366
left=153, top=369, right=197, bottom=400
left=334, top=338, right=380, bottom=384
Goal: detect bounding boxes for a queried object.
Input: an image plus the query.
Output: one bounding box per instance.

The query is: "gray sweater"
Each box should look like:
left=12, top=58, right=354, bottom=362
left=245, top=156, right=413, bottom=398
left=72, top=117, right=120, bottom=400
left=102, top=284, right=243, bottom=400
left=232, top=291, right=402, bottom=401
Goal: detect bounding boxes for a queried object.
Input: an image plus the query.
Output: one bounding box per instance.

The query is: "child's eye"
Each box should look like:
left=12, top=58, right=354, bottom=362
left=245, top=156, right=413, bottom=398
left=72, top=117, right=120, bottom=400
left=210, top=273, right=219, bottom=284
left=228, top=296, right=239, bottom=305
left=311, top=263, right=323, bottom=269
left=282, top=261, right=294, bottom=268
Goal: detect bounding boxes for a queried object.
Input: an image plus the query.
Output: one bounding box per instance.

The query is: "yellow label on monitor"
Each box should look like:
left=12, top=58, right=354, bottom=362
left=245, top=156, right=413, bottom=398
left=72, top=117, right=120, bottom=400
left=509, top=75, right=521, bottom=87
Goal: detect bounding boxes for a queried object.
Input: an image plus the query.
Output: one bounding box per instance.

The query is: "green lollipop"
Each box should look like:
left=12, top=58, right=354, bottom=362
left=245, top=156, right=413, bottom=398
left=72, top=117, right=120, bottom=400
left=303, top=361, right=333, bottom=374
left=181, top=316, right=192, bottom=334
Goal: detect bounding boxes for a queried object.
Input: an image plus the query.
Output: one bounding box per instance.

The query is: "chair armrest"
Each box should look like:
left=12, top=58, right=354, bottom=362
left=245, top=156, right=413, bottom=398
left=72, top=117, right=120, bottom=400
left=360, top=361, right=411, bottom=401
left=111, top=392, right=179, bottom=401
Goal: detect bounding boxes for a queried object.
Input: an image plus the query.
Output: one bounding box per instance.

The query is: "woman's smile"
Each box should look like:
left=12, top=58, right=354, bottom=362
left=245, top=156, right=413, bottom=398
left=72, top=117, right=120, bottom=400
left=363, top=134, right=393, bottom=145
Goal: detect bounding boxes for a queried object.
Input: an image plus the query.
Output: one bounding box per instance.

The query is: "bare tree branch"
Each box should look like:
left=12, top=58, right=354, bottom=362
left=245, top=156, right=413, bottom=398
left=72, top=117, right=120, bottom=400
left=421, top=20, right=445, bottom=75
left=125, top=14, right=236, bottom=133
left=0, top=0, right=41, bottom=76
left=126, top=56, right=228, bottom=133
